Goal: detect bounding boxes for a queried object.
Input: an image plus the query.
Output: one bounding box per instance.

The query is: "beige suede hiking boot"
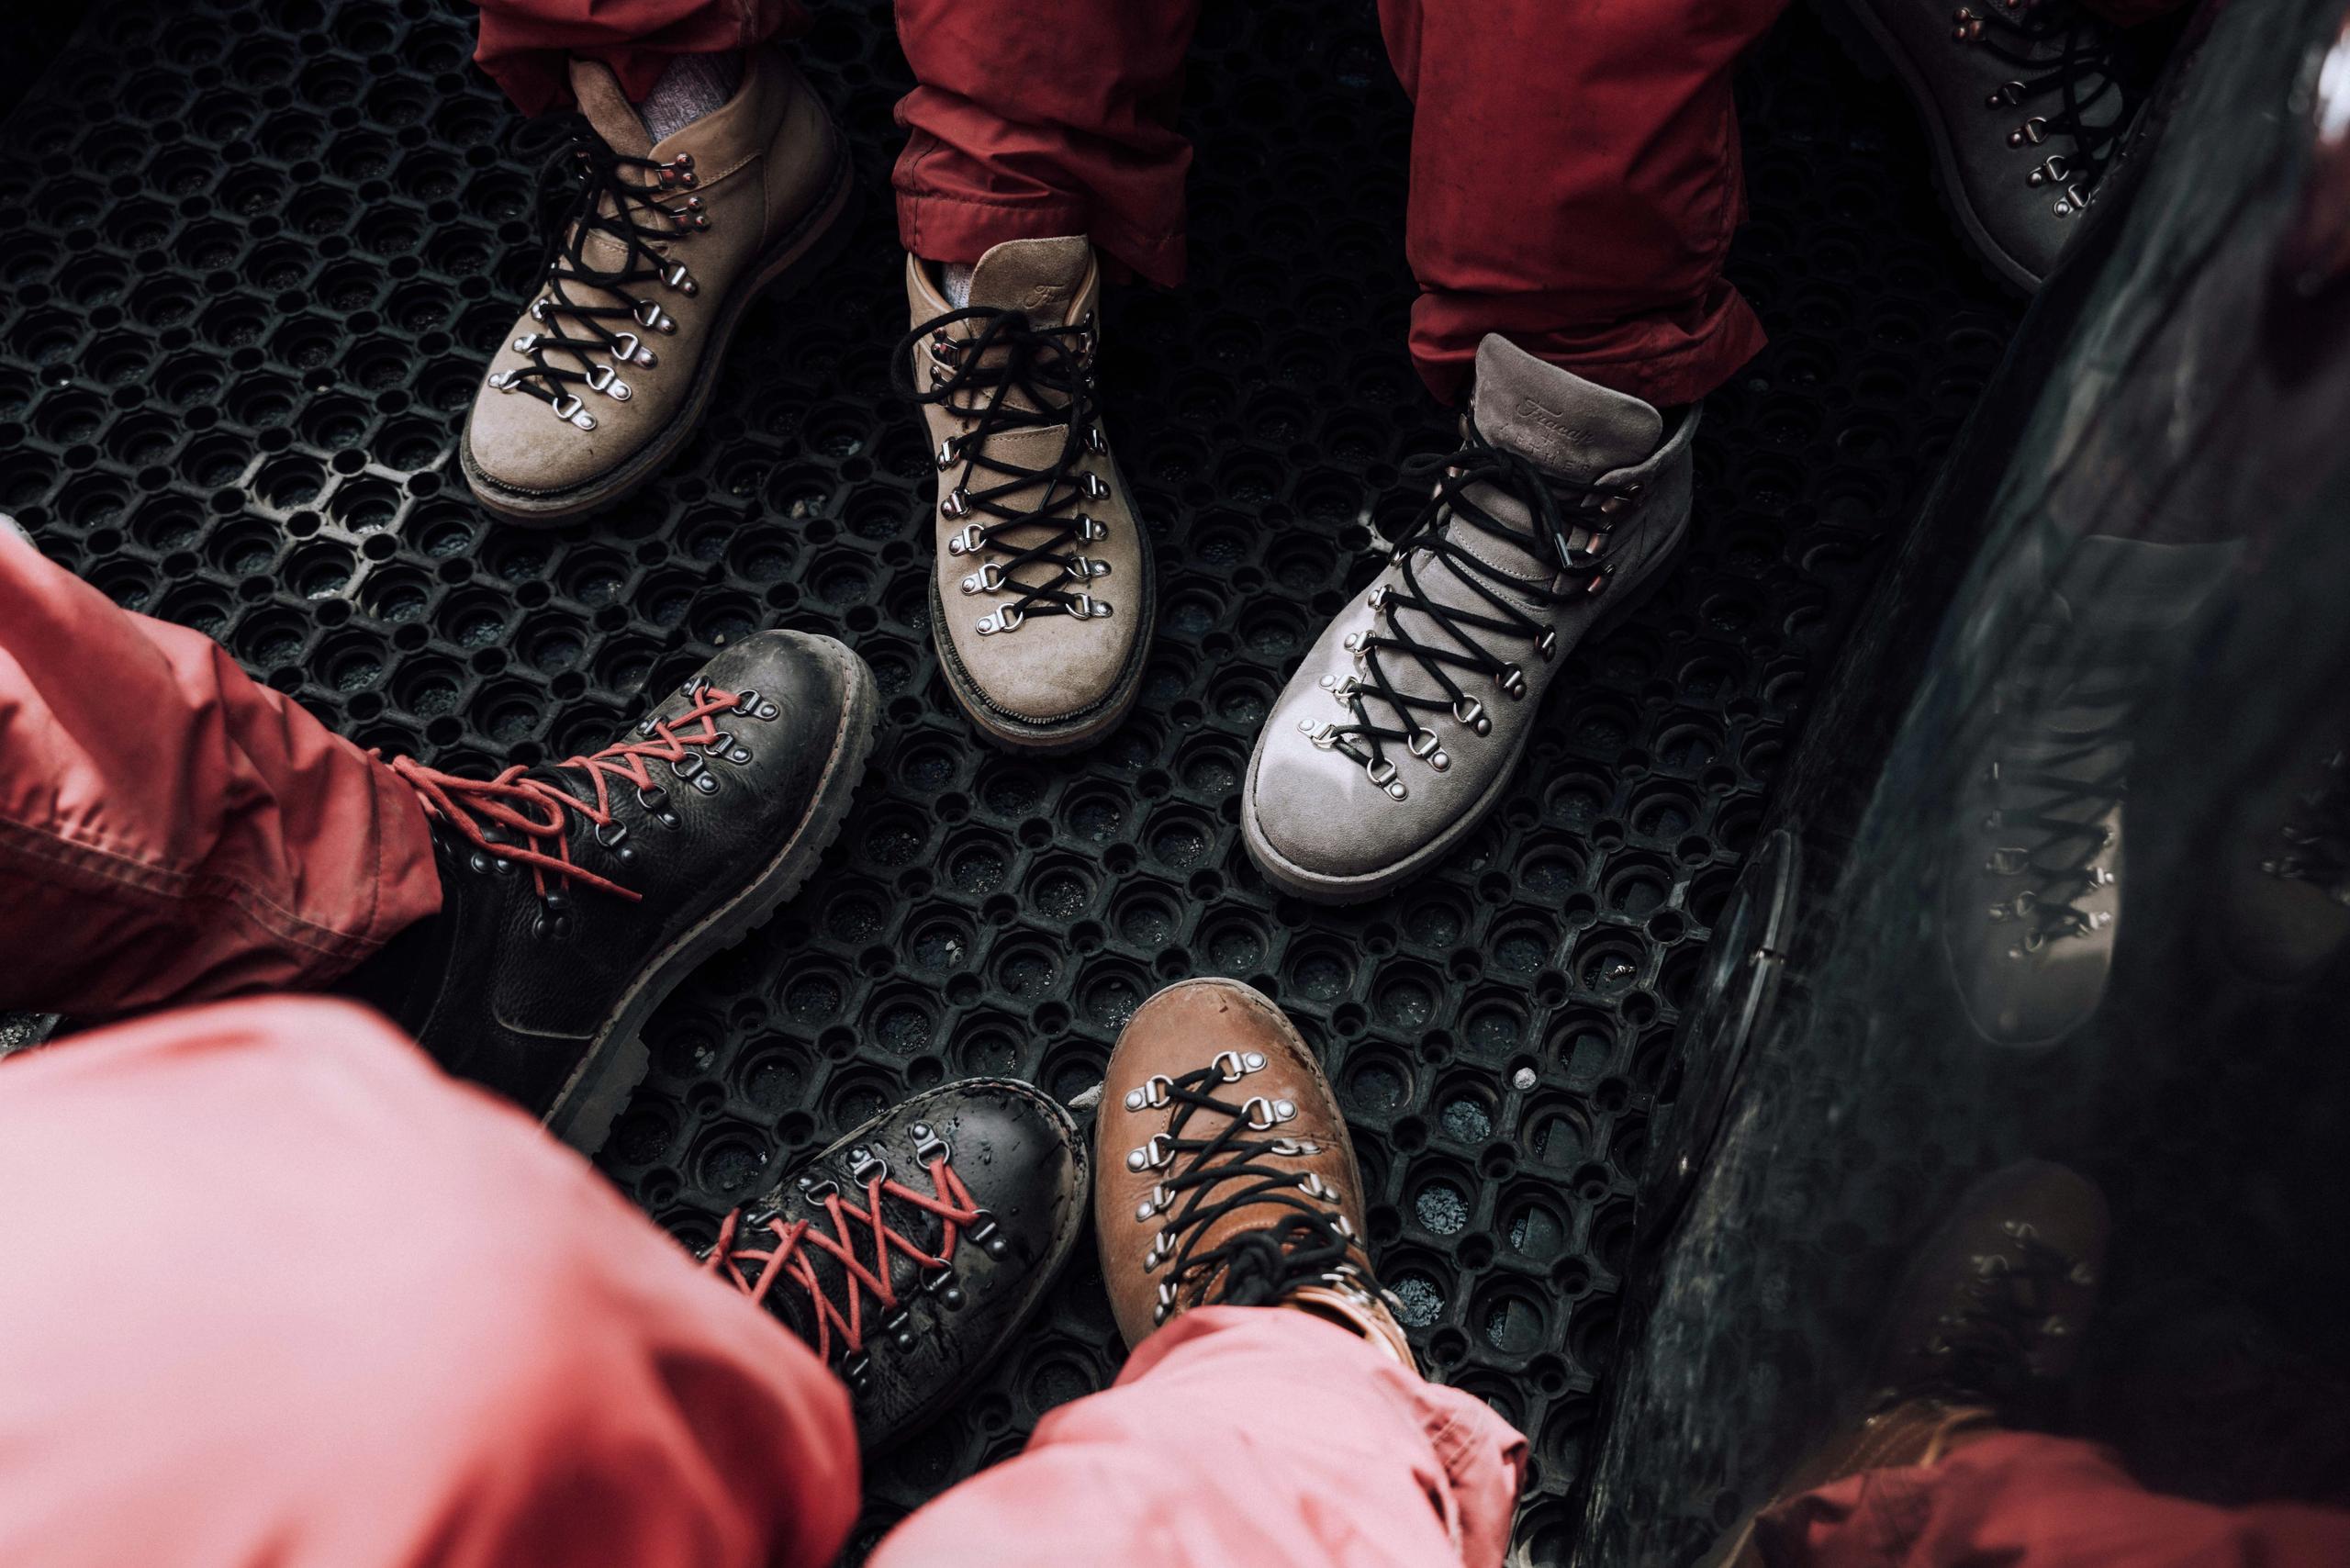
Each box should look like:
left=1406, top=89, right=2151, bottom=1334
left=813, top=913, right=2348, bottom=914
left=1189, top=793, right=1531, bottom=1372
left=462, top=50, right=851, bottom=525
left=1245, top=335, right=1697, bottom=904
left=899, top=239, right=1154, bottom=753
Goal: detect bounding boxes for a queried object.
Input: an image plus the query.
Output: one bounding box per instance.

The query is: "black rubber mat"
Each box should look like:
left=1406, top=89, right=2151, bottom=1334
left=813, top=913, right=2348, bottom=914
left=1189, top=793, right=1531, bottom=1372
left=0, top=0, right=2020, bottom=1554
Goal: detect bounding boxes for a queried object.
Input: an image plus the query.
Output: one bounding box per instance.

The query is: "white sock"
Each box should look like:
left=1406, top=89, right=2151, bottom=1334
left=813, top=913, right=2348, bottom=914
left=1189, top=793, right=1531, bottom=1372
left=640, top=52, right=741, bottom=142
left=942, top=262, right=975, bottom=308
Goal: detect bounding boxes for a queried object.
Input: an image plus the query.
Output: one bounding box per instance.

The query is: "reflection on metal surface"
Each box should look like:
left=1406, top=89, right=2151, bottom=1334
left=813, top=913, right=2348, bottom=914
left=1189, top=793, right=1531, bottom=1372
left=1579, top=0, right=2350, bottom=1562
left=1641, top=829, right=1796, bottom=1241
left=2277, top=6, right=2350, bottom=296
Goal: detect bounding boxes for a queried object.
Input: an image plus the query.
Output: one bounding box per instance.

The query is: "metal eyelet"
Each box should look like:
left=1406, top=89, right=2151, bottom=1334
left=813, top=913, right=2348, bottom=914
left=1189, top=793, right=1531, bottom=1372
left=550, top=394, right=596, bottom=431
left=935, top=437, right=960, bottom=471
left=1076, top=515, right=1109, bottom=543
left=1239, top=1096, right=1296, bottom=1130
left=1078, top=471, right=1110, bottom=499
left=941, top=487, right=971, bottom=520
left=1408, top=729, right=1450, bottom=771
left=1069, top=593, right=1113, bottom=620
left=609, top=330, right=656, bottom=367
left=946, top=524, right=984, bottom=556
left=960, top=562, right=1006, bottom=596
left=633, top=298, right=676, bottom=332
left=2009, top=116, right=2049, bottom=148
left=1210, top=1048, right=1264, bottom=1081
left=582, top=363, right=630, bottom=401
left=912, top=1123, right=952, bottom=1163
left=1069, top=554, right=1111, bottom=581
left=1299, top=719, right=1337, bottom=748
left=1498, top=663, right=1528, bottom=699
left=1126, top=1134, right=1175, bottom=1171
left=848, top=1147, right=889, bottom=1184
left=977, top=606, right=1024, bottom=635
left=661, top=260, right=696, bottom=295
left=1123, top=1074, right=1175, bottom=1111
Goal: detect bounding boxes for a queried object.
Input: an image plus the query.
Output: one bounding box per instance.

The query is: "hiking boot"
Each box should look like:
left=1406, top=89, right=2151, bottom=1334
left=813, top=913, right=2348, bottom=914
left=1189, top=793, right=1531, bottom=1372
left=1245, top=335, right=1697, bottom=905
left=462, top=50, right=852, bottom=524
left=1093, top=977, right=1415, bottom=1362
left=703, top=1078, right=1090, bottom=1452
left=364, top=631, right=878, bottom=1152
left=1942, top=537, right=2234, bottom=1044
left=2216, top=734, right=2350, bottom=984
left=1699, top=1160, right=2108, bottom=1568
left=1821, top=0, right=2166, bottom=290
left=898, top=238, right=1154, bottom=753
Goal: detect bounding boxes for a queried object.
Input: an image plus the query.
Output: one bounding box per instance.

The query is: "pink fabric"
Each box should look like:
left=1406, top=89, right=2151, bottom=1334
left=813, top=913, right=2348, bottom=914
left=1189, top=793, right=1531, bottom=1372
left=0, top=995, right=861, bottom=1568
left=0, top=532, right=441, bottom=1016
left=874, top=1305, right=1528, bottom=1568
left=1754, top=1429, right=2350, bottom=1568
left=0, top=993, right=1524, bottom=1568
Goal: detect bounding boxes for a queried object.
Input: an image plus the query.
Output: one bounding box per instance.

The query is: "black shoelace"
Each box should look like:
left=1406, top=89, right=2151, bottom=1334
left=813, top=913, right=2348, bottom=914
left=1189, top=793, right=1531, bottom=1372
left=1303, top=417, right=1635, bottom=801
left=1893, top=1221, right=2093, bottom=1412
left=1960, top=0, right=2145, bottom=213
left=1135, top=1063, right=1358, bottom=1325
left=2264, top=745, right=2350, bottom=902
left=1980, top=735, right=2124, bottom=954
left=894, top=306, right=1113, bottom=636
left=487, top=118, right=707, bottom=430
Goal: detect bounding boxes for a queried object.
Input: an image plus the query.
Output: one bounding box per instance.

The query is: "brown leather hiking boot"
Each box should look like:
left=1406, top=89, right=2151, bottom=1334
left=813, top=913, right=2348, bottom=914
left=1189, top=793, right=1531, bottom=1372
left=1700, top=1160, right=2109, bottom=1568
left=462, top=50, right=851, bottom=524
left=898, top=238, right=1155, bottom=753
left=1093, top=978, right=1412, bottom=1361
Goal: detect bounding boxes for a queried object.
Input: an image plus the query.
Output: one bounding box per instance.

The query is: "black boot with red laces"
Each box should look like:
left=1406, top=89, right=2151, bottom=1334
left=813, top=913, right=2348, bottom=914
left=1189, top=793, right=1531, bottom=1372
left=703, top=1079, right=1090, bottom=1450
left=356, top=629, right=878, bottom=1153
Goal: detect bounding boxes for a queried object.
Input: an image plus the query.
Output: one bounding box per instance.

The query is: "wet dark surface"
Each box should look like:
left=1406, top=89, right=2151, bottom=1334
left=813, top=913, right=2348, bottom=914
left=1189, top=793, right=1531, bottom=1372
left=0, top=0, right=2025, bottom=1554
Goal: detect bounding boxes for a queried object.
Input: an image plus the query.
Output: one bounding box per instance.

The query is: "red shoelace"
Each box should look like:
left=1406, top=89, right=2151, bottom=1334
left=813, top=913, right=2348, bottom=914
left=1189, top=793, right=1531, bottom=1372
left=705, top=1152, right=984, bottom=1364
left=387, top=682, right=745, bottom=902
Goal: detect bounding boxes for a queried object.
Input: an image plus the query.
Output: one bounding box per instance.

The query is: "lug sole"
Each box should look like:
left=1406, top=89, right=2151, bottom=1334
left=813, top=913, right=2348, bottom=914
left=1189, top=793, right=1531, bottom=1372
left=1808, top=0, right=2045, bottom=296
left=1243, top=526, right=1691, bottom=906
left=461, top=148, right=856, bottom=526
left=543, top=633, right=880, bottom=1154
left=927, top=524, right=1158, bottom=756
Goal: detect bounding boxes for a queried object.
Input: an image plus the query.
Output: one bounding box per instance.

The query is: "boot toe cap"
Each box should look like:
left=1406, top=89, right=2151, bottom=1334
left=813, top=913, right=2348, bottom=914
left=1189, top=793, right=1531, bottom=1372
left=1247, top=729, right=1417, bottom=883
left=464, top=383, right=630, bottom=498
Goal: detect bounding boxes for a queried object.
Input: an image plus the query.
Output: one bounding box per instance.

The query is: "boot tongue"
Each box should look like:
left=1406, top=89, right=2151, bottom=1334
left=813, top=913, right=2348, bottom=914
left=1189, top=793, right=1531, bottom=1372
left=557, top=61, right=659, bottom=280
left=966, top=237, right=1093, bottom=325
left=568, top=58, right=654, bottom=159
left=943, top=237, right=1095, bottom=435
left=1451, top=336, right=1662, bottom=581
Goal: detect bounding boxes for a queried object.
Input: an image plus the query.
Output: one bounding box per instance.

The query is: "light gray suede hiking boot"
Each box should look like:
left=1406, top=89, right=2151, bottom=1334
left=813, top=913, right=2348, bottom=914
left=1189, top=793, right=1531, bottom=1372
left=899, top=239, right=1154, bottom=753
left=1244, top=336, right=1697, bottom=905
left=1821, top=0, right=2160, bottom=290
left=462, top=51, right=852, bottom=525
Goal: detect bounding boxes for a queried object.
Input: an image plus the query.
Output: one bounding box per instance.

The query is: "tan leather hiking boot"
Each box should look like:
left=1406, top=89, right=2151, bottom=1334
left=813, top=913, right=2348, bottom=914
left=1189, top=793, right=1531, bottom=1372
left=1093, top=977, right=1413, bottom=1362
left=899, top=239, right=1154, bottom=753
left=462, top=50, right=851, bottom=525
left=1700, top=1160, right=2109, bottom=1568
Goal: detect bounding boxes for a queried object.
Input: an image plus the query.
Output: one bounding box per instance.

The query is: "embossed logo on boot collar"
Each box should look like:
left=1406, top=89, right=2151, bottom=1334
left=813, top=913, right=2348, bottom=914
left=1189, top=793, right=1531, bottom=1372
left=1514, top=396, right=1589, bottom=447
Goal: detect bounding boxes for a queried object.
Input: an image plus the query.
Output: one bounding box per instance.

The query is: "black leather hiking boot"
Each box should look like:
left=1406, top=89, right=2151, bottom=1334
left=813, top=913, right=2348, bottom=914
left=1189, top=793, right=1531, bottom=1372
left=357, top=630, right=878, bottom=1153
left=702, top=1078, right=1090, bottom=1452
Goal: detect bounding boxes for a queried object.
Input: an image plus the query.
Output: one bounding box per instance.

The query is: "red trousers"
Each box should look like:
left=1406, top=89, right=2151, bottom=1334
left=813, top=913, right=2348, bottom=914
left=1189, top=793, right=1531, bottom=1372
left=1753, top=1430, right=2350, bottom=1568
left=471, top=0, right=1780, bottom=406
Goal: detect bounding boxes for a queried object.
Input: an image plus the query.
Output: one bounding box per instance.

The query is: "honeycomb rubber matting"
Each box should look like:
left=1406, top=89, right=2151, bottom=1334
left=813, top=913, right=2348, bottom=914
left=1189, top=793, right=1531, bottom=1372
left=0, top=0, right=2020, bottom=1555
